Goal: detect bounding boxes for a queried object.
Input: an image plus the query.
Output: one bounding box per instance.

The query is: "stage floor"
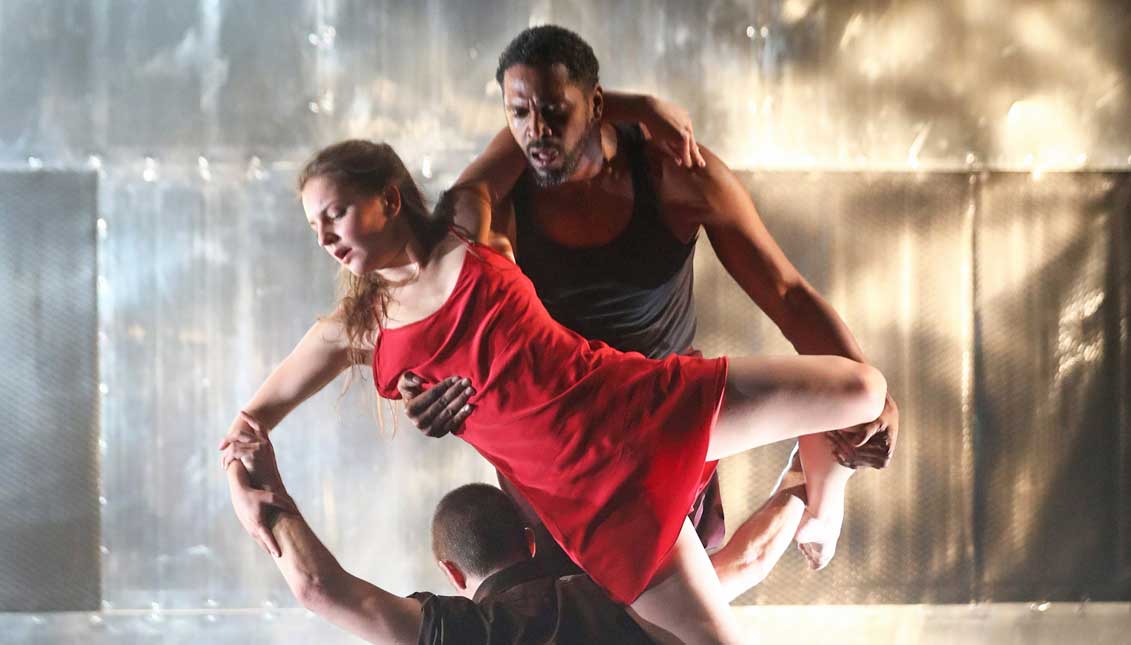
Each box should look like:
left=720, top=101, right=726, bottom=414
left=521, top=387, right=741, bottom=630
left=3, top=603, right=1129, bottom=644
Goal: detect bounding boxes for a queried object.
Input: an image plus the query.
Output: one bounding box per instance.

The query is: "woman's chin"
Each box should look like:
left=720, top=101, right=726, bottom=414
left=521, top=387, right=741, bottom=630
left=341, top=258, right=366, bottom=277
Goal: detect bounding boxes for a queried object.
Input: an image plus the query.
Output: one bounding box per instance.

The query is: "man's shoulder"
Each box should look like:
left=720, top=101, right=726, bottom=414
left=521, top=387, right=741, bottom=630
left=411, top=592, right=490, bottom=645
left=414, top=575, right=652, bottom=645
left=550, top=575, right=655, bottom=643
left=625, top=132, right=713, bottom=202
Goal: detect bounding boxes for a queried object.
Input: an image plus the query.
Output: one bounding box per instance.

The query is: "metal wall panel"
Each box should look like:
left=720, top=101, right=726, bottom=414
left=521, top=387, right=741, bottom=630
left=703, top=171, right=1131, bottom=605
left=0, top=171, right=100, bottom=611
left=94, top=163, right=496, bottom=612
left=0, top=0, right=1129, bottom=641
left=975, top=173, right=1131, bottom=601
left=3, top=0, right=1130, bottom=170
left=0, top=2, right=95, bottom=164
left=704, top=171, right=979, bottom=604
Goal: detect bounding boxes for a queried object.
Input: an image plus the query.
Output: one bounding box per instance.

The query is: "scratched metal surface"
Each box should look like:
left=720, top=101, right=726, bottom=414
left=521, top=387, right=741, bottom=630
left=0, top=0, right=1128, bottom=642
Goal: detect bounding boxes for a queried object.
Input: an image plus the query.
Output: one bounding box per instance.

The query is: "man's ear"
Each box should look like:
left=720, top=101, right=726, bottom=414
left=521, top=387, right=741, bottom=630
left=591, top=84, right=604, bottom=121
left=383, top=185, right=402, bottom=217
left=524, top=527, right=537, bottom=559
left=438, top=559, right=467, bottom=592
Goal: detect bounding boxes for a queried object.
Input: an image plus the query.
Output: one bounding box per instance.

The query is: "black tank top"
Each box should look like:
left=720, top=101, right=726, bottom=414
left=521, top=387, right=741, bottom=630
left=513, top=124, right=697, bottom=359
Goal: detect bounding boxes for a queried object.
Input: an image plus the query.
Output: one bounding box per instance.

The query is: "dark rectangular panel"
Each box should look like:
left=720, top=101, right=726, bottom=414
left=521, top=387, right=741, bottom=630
left=0, top=171, right=100, bottom=611
left=975, top=172, right=1131, bottom=601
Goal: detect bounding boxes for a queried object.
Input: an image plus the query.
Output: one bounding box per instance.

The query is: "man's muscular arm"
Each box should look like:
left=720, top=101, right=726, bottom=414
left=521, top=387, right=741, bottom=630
left=438, top=131, right=521, bottom=261
left=659, top=146, right=900, bottom=467
left=226, top=426, right=422, bottom=644
left=710, top=485, right=807, bottom=600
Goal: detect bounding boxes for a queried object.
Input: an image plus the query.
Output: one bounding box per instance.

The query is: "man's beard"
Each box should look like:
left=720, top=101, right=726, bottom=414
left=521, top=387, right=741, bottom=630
left=528, top=121, right=596, bottom=188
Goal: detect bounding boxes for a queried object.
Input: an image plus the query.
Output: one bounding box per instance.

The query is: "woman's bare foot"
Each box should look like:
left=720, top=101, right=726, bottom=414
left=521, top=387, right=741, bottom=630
left=793, top=432, right=854, bottom=571
left=793, top=505, right=843, bottom=570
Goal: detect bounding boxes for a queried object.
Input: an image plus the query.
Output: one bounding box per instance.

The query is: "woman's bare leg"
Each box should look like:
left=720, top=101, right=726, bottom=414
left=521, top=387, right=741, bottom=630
left=707, top=355, right=885, bottom=460
left=628, top=519, right=743, bottom=644
left=627, top=357, right=882, bottom=641
left=707, top=355, right=885, bottom=572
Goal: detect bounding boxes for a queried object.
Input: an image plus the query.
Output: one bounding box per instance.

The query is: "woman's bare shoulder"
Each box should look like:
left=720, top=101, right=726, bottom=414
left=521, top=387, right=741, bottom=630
left=313, top=312, right=375, bottom=362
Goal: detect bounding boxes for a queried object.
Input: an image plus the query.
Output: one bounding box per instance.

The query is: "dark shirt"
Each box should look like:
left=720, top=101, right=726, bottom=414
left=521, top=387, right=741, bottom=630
left=513, top=123, right=698, bottom=360
left=505, top=123, right=726, bottom=570
left=410, top=558, right=653, bottom=645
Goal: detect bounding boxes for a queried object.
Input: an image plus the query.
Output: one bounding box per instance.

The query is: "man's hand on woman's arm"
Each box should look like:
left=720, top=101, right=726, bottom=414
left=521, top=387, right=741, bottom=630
left=602, top=90, right=706, bottom=168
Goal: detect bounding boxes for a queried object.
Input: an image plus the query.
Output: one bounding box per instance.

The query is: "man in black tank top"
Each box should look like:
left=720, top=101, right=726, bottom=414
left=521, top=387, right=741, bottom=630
left=400, top=25, right=900, bottom=587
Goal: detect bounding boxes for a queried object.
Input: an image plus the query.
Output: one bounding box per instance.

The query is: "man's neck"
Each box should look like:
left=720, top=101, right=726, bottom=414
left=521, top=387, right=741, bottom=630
left=562, top=122, right=619, bottom=184
left=465, top=556, right=532, bottom=599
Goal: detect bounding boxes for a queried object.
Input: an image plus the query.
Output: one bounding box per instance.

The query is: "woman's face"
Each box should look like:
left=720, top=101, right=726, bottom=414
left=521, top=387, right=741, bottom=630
left=301, top=175, right=405, bottom=276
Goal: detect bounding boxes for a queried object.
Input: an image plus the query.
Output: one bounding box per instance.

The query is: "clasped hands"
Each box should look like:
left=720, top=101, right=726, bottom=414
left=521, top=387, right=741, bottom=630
left=219, top=412, right=296, bottom=558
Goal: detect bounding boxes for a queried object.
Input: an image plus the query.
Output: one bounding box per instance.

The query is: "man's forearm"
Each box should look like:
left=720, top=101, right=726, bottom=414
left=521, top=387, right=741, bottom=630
left=267, top=505, right=422, bottom=644
left=225, top=461, right=343, bottom=599
left=267, top=508, right=350, bottom=608
left=780, top=283, right=869, bottom=363
left=710, top=487, right=807, bottom=601
left=229, top=463, right=422, bottom=644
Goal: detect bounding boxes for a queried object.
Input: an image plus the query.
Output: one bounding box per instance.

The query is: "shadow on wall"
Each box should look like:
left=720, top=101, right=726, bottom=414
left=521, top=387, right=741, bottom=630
left=974, top=173, right=1130, bottom=601
left=710, top=171, right=1130, bottom=604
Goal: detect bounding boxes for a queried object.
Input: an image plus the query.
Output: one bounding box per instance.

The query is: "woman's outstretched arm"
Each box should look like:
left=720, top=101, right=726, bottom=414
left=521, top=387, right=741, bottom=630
left=218, top=317, right=359, bottom=545
left=218, top=317, right=355, bottom=454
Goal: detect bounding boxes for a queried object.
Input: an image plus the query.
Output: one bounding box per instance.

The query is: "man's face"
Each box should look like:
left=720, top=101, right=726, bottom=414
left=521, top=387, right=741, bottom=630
left=502, top=63, right=600, bottom=187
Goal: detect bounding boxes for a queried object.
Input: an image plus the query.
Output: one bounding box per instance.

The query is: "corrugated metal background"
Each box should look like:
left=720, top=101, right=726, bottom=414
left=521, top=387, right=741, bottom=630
left=1, top=0, right=1128, bottom=642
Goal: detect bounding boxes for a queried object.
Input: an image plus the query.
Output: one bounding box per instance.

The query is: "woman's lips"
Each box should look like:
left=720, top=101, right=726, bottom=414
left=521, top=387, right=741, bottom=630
left=334, top=247, right=351, bottom=262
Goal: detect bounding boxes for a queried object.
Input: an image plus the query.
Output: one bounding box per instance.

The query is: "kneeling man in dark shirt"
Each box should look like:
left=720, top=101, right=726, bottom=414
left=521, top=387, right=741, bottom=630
left=414, top=483, right=652, bottom=644
left=226, top=421, right=804, bottom=644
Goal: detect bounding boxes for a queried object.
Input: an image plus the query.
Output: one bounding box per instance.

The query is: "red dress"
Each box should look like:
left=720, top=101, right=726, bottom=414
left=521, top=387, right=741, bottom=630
left=373, top=242, right=728, bottom=604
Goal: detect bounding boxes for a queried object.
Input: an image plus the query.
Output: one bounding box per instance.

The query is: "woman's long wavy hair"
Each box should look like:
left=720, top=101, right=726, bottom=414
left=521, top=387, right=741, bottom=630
left=297, top=140, right=449, bottom=426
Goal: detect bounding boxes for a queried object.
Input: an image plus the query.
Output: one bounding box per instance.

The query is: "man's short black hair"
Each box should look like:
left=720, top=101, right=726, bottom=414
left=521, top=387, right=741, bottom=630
left=495, top=25, right=600, bottom=91
left=431, top=484, right=529, bottom=578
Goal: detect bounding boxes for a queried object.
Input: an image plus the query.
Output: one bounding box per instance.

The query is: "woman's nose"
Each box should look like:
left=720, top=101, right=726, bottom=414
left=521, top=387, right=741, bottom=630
left=316, top=222, right=337, bottom=246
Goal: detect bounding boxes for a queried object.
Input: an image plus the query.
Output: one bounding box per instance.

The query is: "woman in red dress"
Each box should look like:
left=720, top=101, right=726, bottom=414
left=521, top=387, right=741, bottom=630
left=222, top=141, right=885, bottom=644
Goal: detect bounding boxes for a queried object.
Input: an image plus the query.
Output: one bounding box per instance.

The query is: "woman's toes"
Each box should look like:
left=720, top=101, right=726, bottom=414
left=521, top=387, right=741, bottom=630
left=794, top=509, right=838, bottom=570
